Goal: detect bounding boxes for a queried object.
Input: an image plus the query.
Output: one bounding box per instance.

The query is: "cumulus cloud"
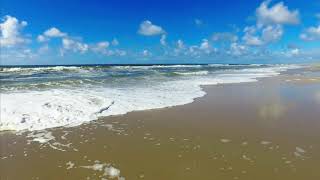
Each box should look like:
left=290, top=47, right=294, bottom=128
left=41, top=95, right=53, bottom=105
left=242, top=35, right=263, bottom=46
left=2, top=48, right=31, bottom=59
left=261, top=25, right=283, bottom=43
left=142, top=49, right=151, bottom=56
left=256, top=0, right=300, bottom=26
left=300, top=25, right=320, bottom=41
left=172, top=39, right=185, bottom=56
left=277, top=45, right=301, bottom=57
left=90, top=41, right=126, bottom=56
left=212, top=32, right=238, bottom=42
left=0, top=15, right=29, bottom=47
left=288, top=48, right=300, bottom=56
left=37, top=27, right=125, bottom=56
left=160, top=34, right=167, bottom=46
left=242, top=1, right=297, bottom=47
left=189, top=39, right=215, bottom=56
left=37, top=35, right=48, bottom=42
left=44, top=27, right=66, bottom=37
left=243, top=25, right=283, bottom=46
left=91, top=41, right=110, bottom=53
left=243, top=26, right=264, bottom=46
left=229, top=43, right=247, bottom=56
left=199, top=39, right=211, bottom=54
left=174, top=39, right=215, bottom=57
left=113, top=49, right=127, bottom=56
left=138, top=20, right=165, bottom=36
left=37, top=27, right=67, bottom=42
left=61, top=38, right=89, bottom=55
left=188, top=44, right=216, bottom=57
left=177, top=39, right=184, bottom=49
left=1, top=15, right=127, bottom=60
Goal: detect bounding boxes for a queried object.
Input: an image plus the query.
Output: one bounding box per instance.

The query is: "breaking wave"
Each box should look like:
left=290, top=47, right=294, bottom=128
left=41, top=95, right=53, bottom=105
left=0, top=64, right=301, bottom=131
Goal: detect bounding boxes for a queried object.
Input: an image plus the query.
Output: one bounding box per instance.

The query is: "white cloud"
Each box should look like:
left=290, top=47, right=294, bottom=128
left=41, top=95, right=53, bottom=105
left=241, top=1, right=296, bottom=47
left=280, top=47, right=300, bottom=57
left=142, top=49, right=151, bottom=56
left=173, top=39, right=186, bottom=56
left=229, top=43, right=247, bottom=56
left=96, top=41, right=110, bottom=49
left=212, top=32, right=238, bottom=42
left=0, top=15, right=29, bottom=47
left=1, top=47, right=36, bottom=60
left=38, top=27, right=125, bottom=57
left=199, top=39, right=211, bottom=54
left=113, top=49, right=126, bottom=56
left=261, top=25, right=283, bottom=43
left=242, top=1, right=292, bottom=47
left=177, top=39, right=184, bottom=49
left=300, top=25, right=320, bottom=41
left=91, top=41, right=110, bottom=53
left=256, top=0, right=300, bottom=26
left=17, top=49, right=35, bottom=58
left=289, top=48, right=299, bottom=55
left=37, top=35, right=48, bottom=42
left=44, top=27, right=66, bottom=37
left=188, top=43, right=216, bottom=57
left=175, top=39, right=215, bottom=57
left=242, top=24, right=283, bottom=46
left=37, top=27, right=67, bottom=42
left=199, top=39, right=209, bottom=50
left=61, top=38, right=88, bottom=54
left=243, top=35, right=263, bottom=46
left=243, top=26, right=264, bottom=46
left=1, top=15, right=127, bottom=60
left=160, top=34, right=166, bottom=46
left=138, top=20, right=165, bottom=36
left=90, top=41, right=126, bottom=56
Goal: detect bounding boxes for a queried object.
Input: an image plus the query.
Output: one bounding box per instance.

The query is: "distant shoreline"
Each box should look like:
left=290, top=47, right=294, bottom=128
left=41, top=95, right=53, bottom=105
left=0, top=63, right=306, bottom=68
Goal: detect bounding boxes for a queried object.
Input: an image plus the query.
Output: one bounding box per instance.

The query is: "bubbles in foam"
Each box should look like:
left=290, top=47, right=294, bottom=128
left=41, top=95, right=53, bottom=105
left=80, top=161, right=123, bottom=179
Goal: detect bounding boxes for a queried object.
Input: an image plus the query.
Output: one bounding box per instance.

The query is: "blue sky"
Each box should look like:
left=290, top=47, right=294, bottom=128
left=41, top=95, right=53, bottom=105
left=1, top=0, right=320, bottom=65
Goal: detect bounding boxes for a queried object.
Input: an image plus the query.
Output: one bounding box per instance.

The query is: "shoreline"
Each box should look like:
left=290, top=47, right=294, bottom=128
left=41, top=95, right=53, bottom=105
left=0, top=65, right=304, bottom=133
left=1, top=66, right=320, bottom=179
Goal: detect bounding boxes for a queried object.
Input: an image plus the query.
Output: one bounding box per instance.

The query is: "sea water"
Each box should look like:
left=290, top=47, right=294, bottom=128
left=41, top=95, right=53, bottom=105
left=0, top=64, right=301, bottom=131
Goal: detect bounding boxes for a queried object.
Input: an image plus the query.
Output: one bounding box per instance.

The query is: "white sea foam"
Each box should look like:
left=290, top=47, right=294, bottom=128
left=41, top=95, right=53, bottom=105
left=0, top=65, right=300, bottom=131
left=66, top=161, right=75, bottom=170
left=80, top=162, right=123, bottom=179
left=26, top=131, right=55, bottom=143
left=0, top=66, right=81, bottom=73
left=220, top=139, right=231, bottom=143
left=173, top=70, right=208, bottom=75
left=104, top=166, right=121, bottom=178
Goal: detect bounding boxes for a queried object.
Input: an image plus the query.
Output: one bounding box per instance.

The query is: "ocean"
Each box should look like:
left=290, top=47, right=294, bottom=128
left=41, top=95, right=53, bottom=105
left=0, top=64, right=300, bottom=131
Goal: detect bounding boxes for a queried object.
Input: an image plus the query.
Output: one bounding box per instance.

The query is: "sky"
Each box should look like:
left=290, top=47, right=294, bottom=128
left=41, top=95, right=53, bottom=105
left=1, top=0, right=320, bottom=65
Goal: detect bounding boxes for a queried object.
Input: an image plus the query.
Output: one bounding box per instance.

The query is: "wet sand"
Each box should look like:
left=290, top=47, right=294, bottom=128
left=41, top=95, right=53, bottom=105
left=1, top=67, right=320, bottom=180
